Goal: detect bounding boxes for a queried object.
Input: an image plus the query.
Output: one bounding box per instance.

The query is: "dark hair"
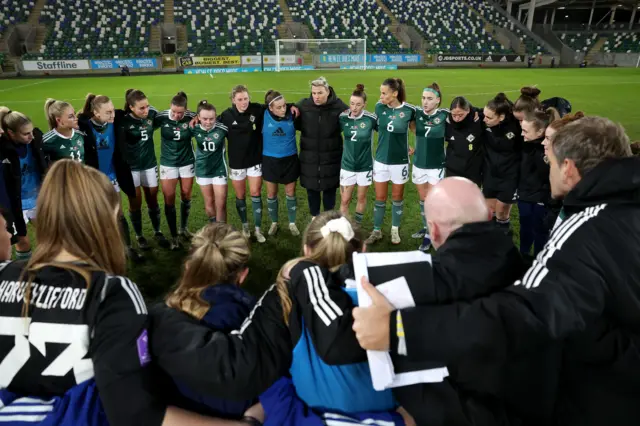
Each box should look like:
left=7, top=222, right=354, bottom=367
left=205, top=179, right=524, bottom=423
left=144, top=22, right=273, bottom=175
left=514, top=86, right=542, bottom=114
left=124, top=89, right=147, bottom=114
left=382, top=78, right=406, bottom=103
left=486, top=92, right=513, bottom=117
left=352, top=84, right=366, bottom=102
left=630, top=141, right=640, bottom=156
left=450, top=96, right=471, bottom=111
left=524, top=108, right=560, bottom=134
left=424, top=82, right=441, bottom=107
left=82, top=94, right=111, bottom=118
left=265, top=90, right=283, bottom=106
left=172, top=91, right=188, bottom=108
left=197, top=100, right=216, bottom=115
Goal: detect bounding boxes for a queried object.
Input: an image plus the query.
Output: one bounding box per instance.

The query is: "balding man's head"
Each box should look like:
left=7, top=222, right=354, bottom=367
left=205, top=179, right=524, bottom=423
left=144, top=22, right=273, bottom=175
left=425, top=177, right=490, bottom=249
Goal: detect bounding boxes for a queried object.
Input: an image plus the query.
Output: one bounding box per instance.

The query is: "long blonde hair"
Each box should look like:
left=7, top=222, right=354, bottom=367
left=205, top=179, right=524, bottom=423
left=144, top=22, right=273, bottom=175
left=166, top=223, right=250, bottom=320
left=276, top=211, right=363, bottom=325
left=22, top=160, right=125, bottom=316
left=44, top=98, right=72, bottom=130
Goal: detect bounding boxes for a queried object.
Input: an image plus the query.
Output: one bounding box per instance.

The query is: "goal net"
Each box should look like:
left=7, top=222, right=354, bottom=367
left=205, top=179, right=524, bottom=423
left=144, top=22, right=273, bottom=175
left=275, top=38, right=367, bottom=71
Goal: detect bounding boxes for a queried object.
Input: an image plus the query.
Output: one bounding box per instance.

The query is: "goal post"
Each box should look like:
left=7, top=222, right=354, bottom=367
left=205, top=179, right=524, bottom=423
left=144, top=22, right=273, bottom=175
left=275, top=38, right=367, bottom=71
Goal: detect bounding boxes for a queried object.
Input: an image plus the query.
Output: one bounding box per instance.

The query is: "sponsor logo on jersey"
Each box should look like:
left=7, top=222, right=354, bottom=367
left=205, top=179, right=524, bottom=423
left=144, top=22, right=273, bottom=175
left=249, top=115, right=255, bottom=122
left=450, top=136, right=455, bottom=141
left=272, top=127, right=286, bottom=137
left=130, top=125, right=136, bottom=129
left=164, top=124, right=170, bottom=127
left=60, top=144, right=66, bottom=149
left=467, top=134, right=475, bottom=142
left=506, top=132, right=515, bottom=139
left=419, top=117, right=423, bottom=121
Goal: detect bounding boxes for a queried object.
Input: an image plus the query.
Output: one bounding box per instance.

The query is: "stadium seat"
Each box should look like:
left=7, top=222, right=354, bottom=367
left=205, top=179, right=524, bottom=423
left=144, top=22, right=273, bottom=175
left=465, top=0, right=549, bottom=54
left=604, top=32, right=640, bottom=53
left=285, top=0, right=404, bottom=54
left=383, top=0, right=510, bottom=54
left=175, top=0, right=282, bottom=55
left=559, top=32, right=599, bottom=53
left=36, top=0, right=163, bottom=59
left=0, top=0, right=34, bottom=37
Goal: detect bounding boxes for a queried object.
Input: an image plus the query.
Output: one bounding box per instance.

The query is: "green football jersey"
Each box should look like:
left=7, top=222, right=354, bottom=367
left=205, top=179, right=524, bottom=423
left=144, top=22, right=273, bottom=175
left=192, top=123, right=228, bottom=178
left=340, top=110, right=377, bottom=172
left=120, top=107, right=158, bottom=171
left=374, top=102, right=416, bottom=165
left=414, top=108, right=448, bottom=169
left=155, top=110, right=196, bottom=167
left=42, top=129, right=85, bottom=163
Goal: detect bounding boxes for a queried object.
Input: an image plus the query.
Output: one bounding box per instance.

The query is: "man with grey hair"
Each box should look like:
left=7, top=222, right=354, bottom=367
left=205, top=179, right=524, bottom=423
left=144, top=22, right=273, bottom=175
left=354, top=117, right=640, bottom=426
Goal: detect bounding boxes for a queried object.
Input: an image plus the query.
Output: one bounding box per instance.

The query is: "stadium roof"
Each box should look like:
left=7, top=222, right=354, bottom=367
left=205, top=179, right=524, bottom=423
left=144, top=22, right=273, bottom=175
left=513, top=0, right=640, bottom=10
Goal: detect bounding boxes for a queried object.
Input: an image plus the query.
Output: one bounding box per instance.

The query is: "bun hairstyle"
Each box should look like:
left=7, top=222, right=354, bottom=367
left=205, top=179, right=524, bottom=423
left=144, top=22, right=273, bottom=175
left=44, top=98, right=72, bottom=130
left=197, top=99, right=216, bottom=115
left=0, top=107, right=31, bottom=135
left=82, top=93, right=111, bottom=117
left=548, top=111, right=585, bottom=132
left=166, top=223, right=250, bottom=320
left=124, top=89, right=147, bottom=114
left=486, top=92, right=514, bottom=117
left=450, top=96, right=471, bottom=111
left=352, top=84, right=366, bottom=102
left=514, top=86, right=542, bottom=114
left=172, top=91, right=188, bottom=108
left=265, top=89, right=284, bottom=106
left=524, top=107, right=560, bottom=135
left=382, top=77, right=406, bottom=103
left=424, top=82, right=442, bottom=107
left=630, top=141, right=640, bottom=156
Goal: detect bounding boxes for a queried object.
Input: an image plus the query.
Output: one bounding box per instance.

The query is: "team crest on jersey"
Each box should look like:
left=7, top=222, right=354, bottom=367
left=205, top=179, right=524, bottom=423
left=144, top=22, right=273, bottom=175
left=249, top=115, right=255, bottom=122
left=146, top=120, right=152, bottom=126
left=467, top=134, right=475, bottom=143
left=506, top=132, right=515, bottom=139
left=213, top=133, right=220, bottom=139
left=399, top=112, right=405, bottom=118
left=434, top=117, right=441, bottom=124
left=182, top=123, right=188, bottom=129
left=360, top=122, right=366, bottom=129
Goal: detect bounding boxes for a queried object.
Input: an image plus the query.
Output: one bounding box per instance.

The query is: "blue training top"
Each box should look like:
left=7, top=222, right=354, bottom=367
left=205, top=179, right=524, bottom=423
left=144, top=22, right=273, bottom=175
left=289, top=286, right=397, bottom=414
left=262, top=110, right=297, bottom=158
left=17, top=144, right=40, bottom=211
left=92, top=122, right=116, bottom=181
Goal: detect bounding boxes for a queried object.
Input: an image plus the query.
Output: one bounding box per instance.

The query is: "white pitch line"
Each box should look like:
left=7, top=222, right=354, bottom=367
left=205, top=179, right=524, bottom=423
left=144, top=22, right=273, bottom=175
left=0, top=80, right=51, bottom=94
left=1, top=80, right=639, bottom=105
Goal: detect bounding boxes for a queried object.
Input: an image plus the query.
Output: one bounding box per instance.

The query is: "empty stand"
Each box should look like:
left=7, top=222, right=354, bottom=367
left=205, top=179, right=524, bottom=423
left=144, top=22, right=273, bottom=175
left=0, top=0, right=33, bottom=36
left=559, top=32, right=599, bottom=53
left=175, top=0, right=282, bottom=55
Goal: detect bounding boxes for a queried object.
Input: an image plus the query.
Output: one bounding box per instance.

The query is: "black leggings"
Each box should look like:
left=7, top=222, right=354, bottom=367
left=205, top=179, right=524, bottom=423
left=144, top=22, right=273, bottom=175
left=307, top=188, right=337, bottom=217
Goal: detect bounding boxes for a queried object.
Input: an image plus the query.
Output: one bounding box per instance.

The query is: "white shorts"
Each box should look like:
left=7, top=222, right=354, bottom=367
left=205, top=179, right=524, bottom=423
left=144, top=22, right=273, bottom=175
left=412, top=166, right=444, bottom=185
left=160, top=164, right=195, bottom=180
left=132, top=166, right=159, bottom=188
left=340, top=169, right=373, bottom=187
left=229, top=164, right=262, bottom=181
left=196, top=176, right=228, bottom=186
left=373, top=160, right=409, bottom=184
left=22, top=208, right=36, bottom=224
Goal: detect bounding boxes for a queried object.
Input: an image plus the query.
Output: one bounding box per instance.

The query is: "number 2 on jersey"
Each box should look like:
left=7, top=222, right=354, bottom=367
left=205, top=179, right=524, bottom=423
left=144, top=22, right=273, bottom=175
left=350, top=130, right=357, bottom=142
left=0, top=318, right=92, bottom=387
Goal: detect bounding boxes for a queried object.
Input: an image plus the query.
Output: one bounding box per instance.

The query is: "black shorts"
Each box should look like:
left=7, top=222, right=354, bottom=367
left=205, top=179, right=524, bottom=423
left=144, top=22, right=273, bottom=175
left=483, top=186, right=518, bottom=204
left=262, top=154, right=300, bottom=185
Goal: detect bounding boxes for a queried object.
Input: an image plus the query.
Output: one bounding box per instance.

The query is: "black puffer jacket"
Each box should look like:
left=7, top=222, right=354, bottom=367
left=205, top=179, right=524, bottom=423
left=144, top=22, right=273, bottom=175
left=296, top=87, right=348, bottom=191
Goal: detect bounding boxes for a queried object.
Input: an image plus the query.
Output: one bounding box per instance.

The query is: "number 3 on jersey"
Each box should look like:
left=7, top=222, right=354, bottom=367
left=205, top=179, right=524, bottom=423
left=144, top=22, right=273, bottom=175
left=173, top=130, right=181, bottom=141
left=0, top=318, right=93, bottom=387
